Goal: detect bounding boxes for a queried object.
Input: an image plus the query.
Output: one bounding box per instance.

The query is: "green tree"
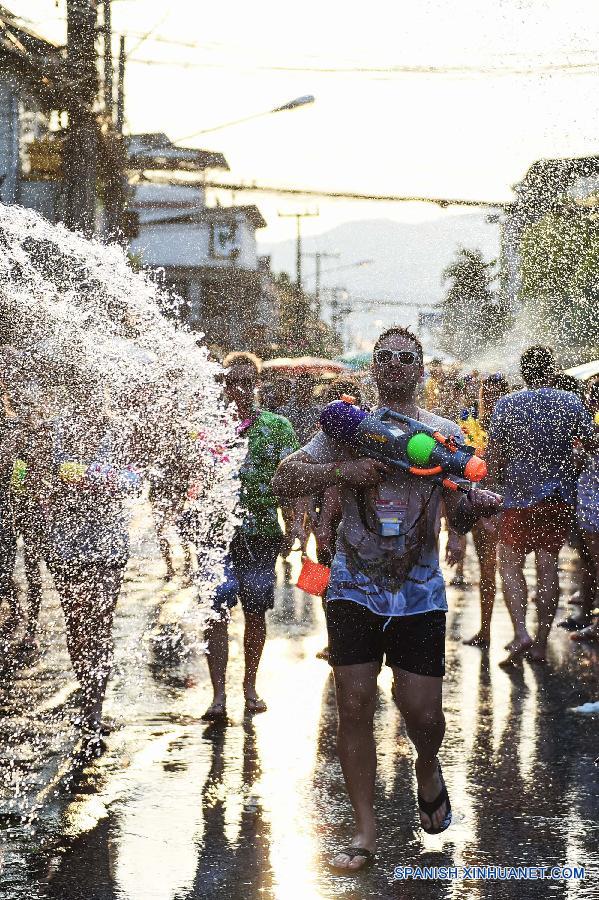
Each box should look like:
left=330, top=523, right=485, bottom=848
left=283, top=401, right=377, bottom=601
left=270, top=272, right=342, bottom=358
left=519, top=203, right=599, bottom=361
left=440, top=248, right=511, bottom=360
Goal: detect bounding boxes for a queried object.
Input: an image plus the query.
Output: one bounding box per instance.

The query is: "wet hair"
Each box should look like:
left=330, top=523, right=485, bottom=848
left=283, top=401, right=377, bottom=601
left=322, top=377, right=363, bottom=406
left=222, top=351, right=262, bottom=376
left=373, top=326, right=423, bottom=362
left=552, top=373, right=586, bottom=399
left=520, top=346, right=555, bottom=386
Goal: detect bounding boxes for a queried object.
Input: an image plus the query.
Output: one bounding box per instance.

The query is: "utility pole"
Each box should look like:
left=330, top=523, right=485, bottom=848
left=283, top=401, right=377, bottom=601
left=303, top=250, right=339, bottom=317
left=64, top=0, right=99, bottom=235
left=329, top=287, right=351, bottom=349
left=116, top=35, right=126, bottom=135
left=278, top=210, right=319, bottom=351
left=104, top=32, right=128, bottom=242
left=102, top=0, right=113, bottom=120
left=278, top=210, right=319, bottom=289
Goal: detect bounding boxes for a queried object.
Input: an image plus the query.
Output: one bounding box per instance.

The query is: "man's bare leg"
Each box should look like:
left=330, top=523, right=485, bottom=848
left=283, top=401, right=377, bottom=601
left=330, top=662, right=379, bottom=870
left=59, top=568, right=122, bottom=733
left=571, top=533, right=599, bottom=642
left=530, top=549, right=560, bottom=660
left=204, top=618, right=228, bottom=715
left=392, top=668, right=447, bottom=831
left=243, top=611, right=267, bottom=711
left=464, top=526, right=498, bottom=647
left=498, top=543, right=533, bottom=664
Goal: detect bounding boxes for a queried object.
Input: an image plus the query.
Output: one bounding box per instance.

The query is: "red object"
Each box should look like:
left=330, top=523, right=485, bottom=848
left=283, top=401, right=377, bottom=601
left=262, top=356, right=346, bottom=377
left=409, top=465, right=443, bottom=476
left=296, top=557, right=331, bottom=597
left=463, top=455, right=487, bottom=482
left=442, top=478, right=459, bottom=491
left=499, top=499, right=573, bottom=554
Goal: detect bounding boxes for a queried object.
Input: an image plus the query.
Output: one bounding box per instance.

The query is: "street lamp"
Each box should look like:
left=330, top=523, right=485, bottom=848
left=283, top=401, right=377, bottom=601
left=175, top=95, right=315, bottom=142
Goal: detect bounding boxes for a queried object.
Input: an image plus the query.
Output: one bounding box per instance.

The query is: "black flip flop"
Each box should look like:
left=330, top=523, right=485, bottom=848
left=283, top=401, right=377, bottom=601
left=558, top=616, right=589, bottom=631
left=201, top=703, right=227, bottom=721
left=329, top=846, right=375, bottom=872
left=418, top=764, right=452, bottom=835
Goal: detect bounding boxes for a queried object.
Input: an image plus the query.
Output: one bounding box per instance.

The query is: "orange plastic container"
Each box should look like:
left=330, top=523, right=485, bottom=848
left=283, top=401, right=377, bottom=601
left=296, top=557, right=331, bottom=597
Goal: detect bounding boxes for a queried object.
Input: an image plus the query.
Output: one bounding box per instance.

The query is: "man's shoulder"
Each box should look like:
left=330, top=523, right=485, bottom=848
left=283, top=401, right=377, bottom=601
left=491, top=392, right=520, bottom=418
left=417, top=408, right=462, bottom=436
left=540, top=387, right=584, bottom=409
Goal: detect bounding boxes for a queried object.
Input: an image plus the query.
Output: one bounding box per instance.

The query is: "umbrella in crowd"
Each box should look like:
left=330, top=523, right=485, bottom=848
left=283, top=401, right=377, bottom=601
left=262, top=356, right=346, bottom=376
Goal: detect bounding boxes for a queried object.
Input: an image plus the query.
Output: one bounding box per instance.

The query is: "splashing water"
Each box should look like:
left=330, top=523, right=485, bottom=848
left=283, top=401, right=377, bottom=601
left=0, top=204, right=248, bottom=821
left=0, top=202, right=246, bottom=665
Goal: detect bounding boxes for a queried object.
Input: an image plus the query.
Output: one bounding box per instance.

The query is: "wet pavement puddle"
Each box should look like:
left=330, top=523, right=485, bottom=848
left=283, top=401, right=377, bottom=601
left=0, top=522, right=597, bottom=899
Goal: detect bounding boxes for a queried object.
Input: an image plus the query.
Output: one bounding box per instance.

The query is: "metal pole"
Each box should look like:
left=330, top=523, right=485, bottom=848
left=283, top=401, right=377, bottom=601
left=303, top=250, right=340, bottom=317
left=277, top=210, right=318, bottom=349
left=102, top=0, right=113, bottom=119
left=104, top=32, right=127, bottom=241
left=315, top=252, right=321, bottom=309
left=296, top=215, right=302, bottom=288
left=116, top=35, right=126, bottom=135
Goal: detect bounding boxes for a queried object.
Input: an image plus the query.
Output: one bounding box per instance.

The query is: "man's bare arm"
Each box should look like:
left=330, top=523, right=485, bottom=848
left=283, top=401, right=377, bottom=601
left=443, top=485, right=503, bottom=535
left=485, top=438, right=505, bottom=484
left=272, top=449, right=389, bottom=499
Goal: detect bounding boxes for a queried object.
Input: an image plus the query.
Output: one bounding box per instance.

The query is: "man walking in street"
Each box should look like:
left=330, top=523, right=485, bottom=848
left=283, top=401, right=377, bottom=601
left=487, top=346, right=594, bottom=666
left=202, top=352, right=300, bottom=719
left=273, top=327, right=501, bottom=871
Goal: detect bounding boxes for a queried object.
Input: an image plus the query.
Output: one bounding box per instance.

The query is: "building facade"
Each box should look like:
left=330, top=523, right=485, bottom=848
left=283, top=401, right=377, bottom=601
left=0, top=14, right=66, bottom=222
left=127, top=135, right=279, bottom=354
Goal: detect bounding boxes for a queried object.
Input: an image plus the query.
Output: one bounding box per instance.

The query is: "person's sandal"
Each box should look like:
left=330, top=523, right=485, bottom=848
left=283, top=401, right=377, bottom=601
left=329, top=847, right=375, bottom=872
left=418, top=764, right=452, bottom=835
left=244, top=697, right=267, bottom=715
left=558, top=616, right=590, bottom=631
left=201, top=702, right=227, bottom=720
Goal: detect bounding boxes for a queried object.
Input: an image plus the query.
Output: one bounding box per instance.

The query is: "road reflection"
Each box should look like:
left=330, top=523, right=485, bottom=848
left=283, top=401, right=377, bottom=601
left=1, top=546, right=597, bottom=899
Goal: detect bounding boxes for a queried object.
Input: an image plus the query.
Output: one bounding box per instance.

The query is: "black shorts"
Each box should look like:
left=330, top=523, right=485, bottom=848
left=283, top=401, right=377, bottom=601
left=325, top=599, right=446, bottom=677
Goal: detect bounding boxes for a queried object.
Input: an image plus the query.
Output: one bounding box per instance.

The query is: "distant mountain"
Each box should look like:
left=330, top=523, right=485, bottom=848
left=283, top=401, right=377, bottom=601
left=258, top=213, right=500, bottom=303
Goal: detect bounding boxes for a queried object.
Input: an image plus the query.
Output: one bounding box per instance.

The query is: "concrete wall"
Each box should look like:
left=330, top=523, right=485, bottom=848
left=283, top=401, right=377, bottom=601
left=131, top=213, right=259, bottom=271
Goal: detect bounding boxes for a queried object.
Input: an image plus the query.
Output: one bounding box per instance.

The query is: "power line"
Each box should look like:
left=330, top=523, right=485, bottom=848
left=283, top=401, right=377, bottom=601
left=12, top=10, right=599, bottom=77
left=126, top=55, right=599, bottom=77
left=200, top=179, right=508, bottom=209
left=126, top=11, right=172, bottom=56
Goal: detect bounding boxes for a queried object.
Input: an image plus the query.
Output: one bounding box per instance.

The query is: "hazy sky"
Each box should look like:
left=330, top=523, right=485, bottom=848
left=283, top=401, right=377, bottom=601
left=15, top=0, right=599, bottom=245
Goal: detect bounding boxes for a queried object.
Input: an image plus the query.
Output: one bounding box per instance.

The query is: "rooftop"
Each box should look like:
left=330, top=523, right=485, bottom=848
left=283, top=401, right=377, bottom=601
left=141, top=204, right=267, bottom=229
left=126, top=133, right=229, bottom=173
left=0, top=7, right=75, bottom=108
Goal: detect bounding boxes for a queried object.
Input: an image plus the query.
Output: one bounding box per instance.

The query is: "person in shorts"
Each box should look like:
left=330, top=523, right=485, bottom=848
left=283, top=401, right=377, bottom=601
left=273, top=327, right=501, bottom=871
left=202, top=352, right=299, bottom=720
left=570, top=377, right=599, bottom=644
left=487, top=346, right=595, bottom=665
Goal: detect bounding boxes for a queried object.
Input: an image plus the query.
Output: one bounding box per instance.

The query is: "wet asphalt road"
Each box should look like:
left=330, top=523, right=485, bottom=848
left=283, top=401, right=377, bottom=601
left=0, top=506, right=597, bottom=900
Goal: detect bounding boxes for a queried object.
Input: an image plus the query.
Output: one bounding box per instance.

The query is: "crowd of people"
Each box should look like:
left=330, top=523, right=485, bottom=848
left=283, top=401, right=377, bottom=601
left=424, top=349, right=599, bottom=662
left=0, top=327, right=597, bottom=873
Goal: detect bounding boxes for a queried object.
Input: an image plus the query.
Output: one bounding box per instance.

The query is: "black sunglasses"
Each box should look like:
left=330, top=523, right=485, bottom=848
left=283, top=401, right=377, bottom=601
left=374, top=349, right=420, bottom=366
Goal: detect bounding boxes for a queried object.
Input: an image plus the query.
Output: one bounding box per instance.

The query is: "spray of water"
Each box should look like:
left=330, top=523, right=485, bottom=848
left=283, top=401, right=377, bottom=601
left=0, top=203, right=244, bottom=572
left=0, top=204, right=245, bottom=819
